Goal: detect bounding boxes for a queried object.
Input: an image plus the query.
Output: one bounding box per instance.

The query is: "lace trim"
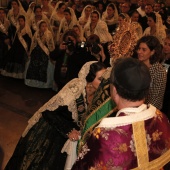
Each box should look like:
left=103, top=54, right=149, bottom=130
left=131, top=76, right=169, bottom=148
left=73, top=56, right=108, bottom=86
left=22, top=61, right=96, bottom=137
left=97, top=104, right=156, bottom=128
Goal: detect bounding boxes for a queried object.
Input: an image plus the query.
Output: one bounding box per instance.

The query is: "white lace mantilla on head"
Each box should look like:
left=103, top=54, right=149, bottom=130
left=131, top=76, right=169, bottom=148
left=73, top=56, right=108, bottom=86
left=22, top=61, right=97, bottom=137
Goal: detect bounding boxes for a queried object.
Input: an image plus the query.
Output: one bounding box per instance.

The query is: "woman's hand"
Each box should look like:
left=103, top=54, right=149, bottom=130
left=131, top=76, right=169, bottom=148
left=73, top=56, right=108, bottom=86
left=68, top=129, right=80, bottom=141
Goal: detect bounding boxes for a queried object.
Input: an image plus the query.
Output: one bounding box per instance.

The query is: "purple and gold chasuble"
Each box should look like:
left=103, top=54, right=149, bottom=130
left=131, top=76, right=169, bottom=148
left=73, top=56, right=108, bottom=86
left=72, top=104, right=170, bottom=170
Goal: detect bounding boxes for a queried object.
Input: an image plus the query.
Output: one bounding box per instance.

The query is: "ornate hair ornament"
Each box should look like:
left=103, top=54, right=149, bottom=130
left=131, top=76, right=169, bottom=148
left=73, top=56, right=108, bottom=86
left=109, top=21, right=138, bottom=65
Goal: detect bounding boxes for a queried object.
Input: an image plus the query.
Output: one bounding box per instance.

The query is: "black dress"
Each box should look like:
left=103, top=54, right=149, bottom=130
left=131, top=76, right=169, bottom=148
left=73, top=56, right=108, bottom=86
left=5, top=93, right=86, bottom=170
left=1, top=33, right=31, bottom=78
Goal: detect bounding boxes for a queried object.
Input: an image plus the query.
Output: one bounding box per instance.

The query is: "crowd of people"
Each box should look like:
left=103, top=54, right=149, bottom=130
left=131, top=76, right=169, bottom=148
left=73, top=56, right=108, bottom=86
left=1, top=0, right=170, bottom=169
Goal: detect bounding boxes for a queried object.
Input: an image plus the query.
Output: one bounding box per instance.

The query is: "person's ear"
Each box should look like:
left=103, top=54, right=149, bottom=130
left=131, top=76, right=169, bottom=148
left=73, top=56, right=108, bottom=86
left=151, top=49, right=155, bottom=56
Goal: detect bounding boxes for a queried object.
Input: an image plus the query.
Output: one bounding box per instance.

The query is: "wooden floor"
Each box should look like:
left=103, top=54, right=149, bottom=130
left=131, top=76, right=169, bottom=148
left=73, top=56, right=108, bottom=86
left=0, top=75, right=56, bottom=170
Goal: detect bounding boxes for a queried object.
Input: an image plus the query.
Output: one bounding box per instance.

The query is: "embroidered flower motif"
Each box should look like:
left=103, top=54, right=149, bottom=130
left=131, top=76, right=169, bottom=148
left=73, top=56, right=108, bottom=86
left=129, top=135, right=136, bottom=156
left=113, top=143, right=128, bottom=153
left=155, top=110, right=163, bottom=122
left=77, top=143, right=90, bottom=160
left=90, top=159, right=123, bottom=170
left=93, top=128, right=101, bottom=139
left=152, top=130, right=163, bottom=141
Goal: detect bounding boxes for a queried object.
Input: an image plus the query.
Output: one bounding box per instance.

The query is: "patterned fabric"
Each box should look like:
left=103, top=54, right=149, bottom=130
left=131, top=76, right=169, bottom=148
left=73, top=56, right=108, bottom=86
left=72, top=104, right=170, bottom=170
left=78, top=78, right=117, bottom=154
left=145, top=62, right=167, bottom=110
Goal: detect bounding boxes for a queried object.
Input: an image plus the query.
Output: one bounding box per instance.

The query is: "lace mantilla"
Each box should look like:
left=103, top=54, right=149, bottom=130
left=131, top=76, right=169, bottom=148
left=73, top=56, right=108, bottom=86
left=22, top=61, right=97, bottom=137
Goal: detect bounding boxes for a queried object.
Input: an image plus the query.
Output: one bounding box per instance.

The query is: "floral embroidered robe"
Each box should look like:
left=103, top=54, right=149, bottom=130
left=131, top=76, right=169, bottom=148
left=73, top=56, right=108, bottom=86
left=72, top=104, right=170, bottom=170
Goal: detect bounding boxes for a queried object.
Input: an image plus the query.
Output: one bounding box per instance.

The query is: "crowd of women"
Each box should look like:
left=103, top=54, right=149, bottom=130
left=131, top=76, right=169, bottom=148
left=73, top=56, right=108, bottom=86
left=1, top=0, right=170, bottom=169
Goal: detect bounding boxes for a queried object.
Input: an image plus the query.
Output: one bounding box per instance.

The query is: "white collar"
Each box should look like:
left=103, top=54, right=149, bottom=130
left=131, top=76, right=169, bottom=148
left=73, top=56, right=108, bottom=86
left=97, top=104, right=156, bottom=128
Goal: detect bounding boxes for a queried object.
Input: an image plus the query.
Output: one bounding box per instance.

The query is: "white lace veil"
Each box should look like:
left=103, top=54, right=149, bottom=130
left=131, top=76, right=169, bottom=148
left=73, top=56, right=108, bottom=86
left=50, top=1, right=65, bottom=21
left=155, top=12, right=166, bottom=44
left=102, top=3, right=118, bottom=25
left=78, top=5, right=93, bottom=24
left=22, top=61, right=97, bottom=137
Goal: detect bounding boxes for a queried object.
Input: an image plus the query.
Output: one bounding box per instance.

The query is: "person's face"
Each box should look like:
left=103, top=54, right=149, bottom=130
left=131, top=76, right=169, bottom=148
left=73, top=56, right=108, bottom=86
left=138, top=0, right=146, bottom=8
left=18, top=18, right=25, bottom=28
left=163, top=38, right=170, bottom=54
left=98, top=4, right=103, bottom=11
left=84, top=7, right=92, bottom=17
left=118, top=16, right=124, bottom=25
left=145, top=5, right=153, bottom=14
left=154, top=3, right=161, bottom=12
left=64, top=12, right=71, bottom=21
left=0, top=10, right=5, bottom=19
left=11, top=1, right=19, bottom=9
left=91, top=13, right=99, bottom=24
left=137, top=42, right=154, bottom=64
left=74, top=0, right=80, bottom=5
left=121, top=3, right=130, bottom=13
left=107, top=6, right=114, bottom=17
left=131, top=12, right=139, bottom=22
left=35, top=8, right=42, bottom=17
left=41, top=0, right=49, bottom=6
left=39, top=22, right=47, bottom=33
left=30, top=3, right=36, bottom=9
left=91, top=69, right=106, bottom=89
left=73, top=27, right=80, bottom=36
left=59, top=5, right=66, bottom=13
left=147, top=17, right=156, bottom=27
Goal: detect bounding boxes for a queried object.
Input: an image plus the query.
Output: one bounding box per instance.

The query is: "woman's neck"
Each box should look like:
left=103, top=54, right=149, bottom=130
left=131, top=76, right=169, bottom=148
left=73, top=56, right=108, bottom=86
left=150, top=26, right=156, bottom=35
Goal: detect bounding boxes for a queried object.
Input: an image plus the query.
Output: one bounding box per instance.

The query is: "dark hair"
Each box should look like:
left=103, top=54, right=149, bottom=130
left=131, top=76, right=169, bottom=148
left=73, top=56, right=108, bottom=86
left=58, top=2, right=65, bottom=9
left=86, top=62, right=106, bottom=82
left=107, top=3, right=115, bottom=10
left=129, top=10, right=139, bottom=17
left=135, top=35, right=162, bottom=64
left=64, top=8, right=71, bottom=15
left=147, top=12, right=156, bottom=22
left=39, top=20, right=46, bottom=28
left=110, top=58, right=151, bottom=101
left=11, top=0, right=19, bottom=6
left=86, top=34, right=100, bottom=46
left=91, top=10, right=100, bottom=18
left=62, top=29, right=79, bottom=42
left=0, top=8, right=6, bottom=12
left=18, top=15, right=25, bottom=21
left=34, top=5, right=42, bottom=13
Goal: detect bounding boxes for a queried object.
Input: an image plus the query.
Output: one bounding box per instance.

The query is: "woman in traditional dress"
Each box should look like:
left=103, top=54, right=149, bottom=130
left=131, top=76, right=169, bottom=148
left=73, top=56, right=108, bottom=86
left=84, top=10, right=113, bottom=44
left=5, top=61, right=107, bottom=170
left=58, top=7, right=77, bottom=42
left=0, top=8, right=10, bottom=70
left=136, top=35, right=167, bottom=110
left=26, top=1, right=36, bottom=21
left=50, top=1, right=66, bottom=45
left=78, top=5, right=93, bottom=28
left=73, top=24, right=86, bottom=42
left=1, top=15, right=32, bottom=79
left=41, top=0, right=54, bottom=19
left=143, top=12, right=166, bottom=44
left=129, top=10, right=143, bottom=39
left=101, top=3, right=118, bottom=34
left=29, top=5, right=51, bottom=35
left=7, top=0, right=27, bottom=40
left=25, top=20, right=55, bottom=88
left=116, top=13, right=130, bottom=31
